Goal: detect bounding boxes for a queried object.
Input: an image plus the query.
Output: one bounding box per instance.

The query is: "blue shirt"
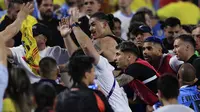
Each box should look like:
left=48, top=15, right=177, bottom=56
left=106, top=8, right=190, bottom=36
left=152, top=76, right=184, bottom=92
left=0, top=64, right=8, bottom=111
left=152, top=22, right=165, bottom=40
left=178, top=85, right=200, bottom=111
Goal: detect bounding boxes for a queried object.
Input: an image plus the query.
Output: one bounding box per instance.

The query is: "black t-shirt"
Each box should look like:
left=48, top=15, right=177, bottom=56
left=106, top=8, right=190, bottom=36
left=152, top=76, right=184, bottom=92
left=162, top=38, right=174, bottom=50
left=186, top=54, right=200, bottom=79
left=0, top=15, right=22, bottom=46
left=37, top=18, right=65, bottom=48
left=124, top=62, right=158, bottom=98
left=57, top=85, right=114, bottom=112
left=32, top=79, right=67, bottom=94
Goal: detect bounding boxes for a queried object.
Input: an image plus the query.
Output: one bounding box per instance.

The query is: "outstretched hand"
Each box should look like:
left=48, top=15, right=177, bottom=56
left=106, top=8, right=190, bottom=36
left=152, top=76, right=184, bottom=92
left=68, top=7, right=80, bottom=25
left=17, top=2, right=34, bottom=20
left=59, top=17, right=72, bottom=37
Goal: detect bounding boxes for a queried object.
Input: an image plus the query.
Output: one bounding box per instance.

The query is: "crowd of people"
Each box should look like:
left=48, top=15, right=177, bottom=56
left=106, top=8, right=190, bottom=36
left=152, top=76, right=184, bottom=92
left=0, top=0, right=200, bottom=112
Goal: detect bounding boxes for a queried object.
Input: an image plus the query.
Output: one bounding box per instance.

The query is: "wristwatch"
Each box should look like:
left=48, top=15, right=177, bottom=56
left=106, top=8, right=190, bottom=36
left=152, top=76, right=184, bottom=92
left=70, top=22, right=80, bottom=28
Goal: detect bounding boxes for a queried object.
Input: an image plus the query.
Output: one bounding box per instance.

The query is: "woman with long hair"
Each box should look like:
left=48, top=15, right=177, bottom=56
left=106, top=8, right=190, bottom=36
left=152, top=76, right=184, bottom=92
left=3, top=67, right=32, bottom=112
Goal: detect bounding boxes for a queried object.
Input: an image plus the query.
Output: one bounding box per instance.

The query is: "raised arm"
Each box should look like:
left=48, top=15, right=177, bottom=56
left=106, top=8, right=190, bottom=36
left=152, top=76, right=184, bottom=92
left=70, top=8, right=100, bottom=64
left=1, top=3, right=34, bottom=42
left=59, top=17, right=78, bottom=56
left=3, top=3, right=34, bottom=57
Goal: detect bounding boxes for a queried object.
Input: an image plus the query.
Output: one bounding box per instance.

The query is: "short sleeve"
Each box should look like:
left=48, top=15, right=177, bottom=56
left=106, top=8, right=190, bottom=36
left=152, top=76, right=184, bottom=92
left=95, top=56, right=114, bottom=72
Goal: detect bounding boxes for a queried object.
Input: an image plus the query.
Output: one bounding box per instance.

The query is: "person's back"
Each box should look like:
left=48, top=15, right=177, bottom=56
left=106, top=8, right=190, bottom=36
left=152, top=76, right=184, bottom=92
left=178, top=86, right=200, bottom=107
left=157, top=1, right=200, bottom=25
left=177, top=63, right=200, bottom=111
left=33, top=57, right=66, bottom=94
left=3, top=67, right=32, bottom=112
left=155, top=104, right=194, bottom=112
left=34, top=82, right=57, bottom=112
left=155, top=74, right=194, bottom=112
left=56, top=87, right=113, bottom=112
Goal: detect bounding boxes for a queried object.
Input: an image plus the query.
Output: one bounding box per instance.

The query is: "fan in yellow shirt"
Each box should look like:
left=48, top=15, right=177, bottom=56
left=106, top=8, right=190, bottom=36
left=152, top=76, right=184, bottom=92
left=157, top=0, right=200, bottom=25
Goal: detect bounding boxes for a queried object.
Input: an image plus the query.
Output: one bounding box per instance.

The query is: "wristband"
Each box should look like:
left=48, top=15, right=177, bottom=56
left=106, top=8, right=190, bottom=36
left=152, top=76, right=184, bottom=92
left=70, top=22, right=80, bottom=28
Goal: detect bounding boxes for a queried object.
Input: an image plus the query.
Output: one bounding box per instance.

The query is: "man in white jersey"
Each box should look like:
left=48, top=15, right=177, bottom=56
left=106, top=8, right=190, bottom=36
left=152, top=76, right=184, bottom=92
left=59, top=9, right=132, bottom=112
left=113, top=0, right=134, bottom=40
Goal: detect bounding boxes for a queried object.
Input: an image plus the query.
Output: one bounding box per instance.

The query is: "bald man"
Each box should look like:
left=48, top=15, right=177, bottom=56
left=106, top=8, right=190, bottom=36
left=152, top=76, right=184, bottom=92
left=178, top=63, right=200, bottom=111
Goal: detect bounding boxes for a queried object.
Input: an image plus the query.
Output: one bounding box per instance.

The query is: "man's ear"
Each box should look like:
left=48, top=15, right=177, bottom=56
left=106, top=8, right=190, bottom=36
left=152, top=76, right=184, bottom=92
left=85, top=72, right=90, bottom=79
left=102, top=21, right=107, bottom=29
left=185, top=43, right=190, bottom=51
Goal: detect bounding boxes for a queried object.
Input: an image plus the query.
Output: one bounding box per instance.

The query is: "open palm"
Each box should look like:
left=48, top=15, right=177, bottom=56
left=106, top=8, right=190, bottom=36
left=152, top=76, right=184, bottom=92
left=18, top=2, right=34, bottom=20
left=59, top=18, right=72, bottom=37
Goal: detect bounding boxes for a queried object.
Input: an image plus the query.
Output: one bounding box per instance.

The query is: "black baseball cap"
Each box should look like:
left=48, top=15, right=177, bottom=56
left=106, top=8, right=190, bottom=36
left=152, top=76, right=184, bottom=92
left=32, top=23, right=52, bottom=40
left=129, top=22, right=152, bottom=36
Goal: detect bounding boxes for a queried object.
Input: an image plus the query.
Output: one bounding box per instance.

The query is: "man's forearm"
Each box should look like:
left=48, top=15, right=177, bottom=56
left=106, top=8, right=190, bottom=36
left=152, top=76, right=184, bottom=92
left=1, top=16, right=25, bottom=42
left=72, top=26, right=100, bottom=64
left=72, top=26, right=90, bottom=47
left=63, top=35, right=78, bottom=56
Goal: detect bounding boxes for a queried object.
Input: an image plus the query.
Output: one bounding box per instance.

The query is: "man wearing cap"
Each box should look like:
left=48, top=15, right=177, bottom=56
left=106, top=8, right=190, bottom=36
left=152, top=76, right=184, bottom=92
left=7, top=23, right=69, bottom=83
left=143, top=36, right=183, bottom=75
left=127, top=22, right=152, bottom=59
left=177, top=63, right=200, bottom=111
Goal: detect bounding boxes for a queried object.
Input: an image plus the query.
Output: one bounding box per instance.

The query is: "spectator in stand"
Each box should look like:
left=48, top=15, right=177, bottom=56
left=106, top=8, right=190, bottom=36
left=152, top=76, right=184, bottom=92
left=0, top=0, right=36, bottom=47
left=36, top=0, right=65, bottom=48
left=173, top=34, right=200, bottom=80
left=130, top=11, right=152, bottom=28
left=34, top=82, right=57, bottom=112
left=143, top=36, right=183, bottom=75
left=177, top=63, right=200, bottom=112
left=157, top=0, right=200, bottom=25
left=113, top=0, right=134, bottom=40
left=54, top=0, right=85, bottom=19
left=127, top=22, right=152, bottom=59
left=155, top=74, right=194, bottom=112
left=113, top=17, right=122, bottom=39
left=32, top=57, right=67, bottom=94
left=7, top=23, right=69, bottom=83
left=137, top=7, right=165, bottom=40
left=192, top=25, right=200, bottom=56
left=3, top=67, right=32, bottom=112
left=181, top=25, right=192, bottom=34
left=162, top=17, right=182, bottom=52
